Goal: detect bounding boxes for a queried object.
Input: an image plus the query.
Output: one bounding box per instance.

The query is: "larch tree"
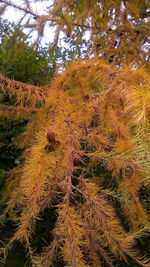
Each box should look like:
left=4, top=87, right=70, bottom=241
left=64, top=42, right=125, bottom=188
left=0, top=1, right=150, bottom=267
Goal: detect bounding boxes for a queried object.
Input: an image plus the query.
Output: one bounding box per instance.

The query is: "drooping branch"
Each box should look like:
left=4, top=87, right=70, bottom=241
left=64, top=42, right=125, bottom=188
left=1, top=59, right=150, bottom=266
left=0, top=74, right=48, bottom=97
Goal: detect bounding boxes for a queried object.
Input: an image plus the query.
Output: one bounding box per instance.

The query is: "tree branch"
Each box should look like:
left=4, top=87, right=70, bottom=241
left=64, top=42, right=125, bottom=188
left=0, top=74, right=48, bottom=97
left=0, top=0, right=37, bottom=17
left=0, top=104, right=39, bottom=114
left=0, top=0, right=101, bottom=30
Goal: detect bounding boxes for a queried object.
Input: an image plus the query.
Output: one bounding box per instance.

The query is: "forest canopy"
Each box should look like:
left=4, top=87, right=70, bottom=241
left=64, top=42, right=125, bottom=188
left=0, top=1, right=150, bottom=267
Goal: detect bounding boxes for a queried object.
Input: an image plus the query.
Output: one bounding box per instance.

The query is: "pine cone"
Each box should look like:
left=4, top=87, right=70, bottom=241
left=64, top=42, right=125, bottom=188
left=47, top=130, right=55, bottom=143
left=84, top=94, right=90, bottom=102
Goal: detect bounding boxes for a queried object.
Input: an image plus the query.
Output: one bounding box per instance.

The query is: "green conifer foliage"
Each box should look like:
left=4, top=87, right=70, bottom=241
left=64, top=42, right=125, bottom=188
left=0, top=20, right=56, bottom=86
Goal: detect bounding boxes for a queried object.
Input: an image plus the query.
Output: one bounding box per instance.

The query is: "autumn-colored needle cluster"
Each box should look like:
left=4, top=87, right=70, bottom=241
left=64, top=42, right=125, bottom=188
left=0, top=59, right=150, bottom=266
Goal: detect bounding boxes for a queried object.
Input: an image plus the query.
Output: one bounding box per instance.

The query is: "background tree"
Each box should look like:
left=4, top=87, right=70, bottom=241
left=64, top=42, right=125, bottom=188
left=0, top=19, right=58, bottom=85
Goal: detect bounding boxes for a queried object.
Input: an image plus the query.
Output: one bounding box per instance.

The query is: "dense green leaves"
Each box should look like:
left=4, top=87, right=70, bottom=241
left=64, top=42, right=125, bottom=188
left=0, top=21, right=55, bottom=85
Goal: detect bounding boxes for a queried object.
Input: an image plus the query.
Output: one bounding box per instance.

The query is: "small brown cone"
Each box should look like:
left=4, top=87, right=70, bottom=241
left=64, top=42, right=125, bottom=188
left=47, top=130, right=55, bottom=143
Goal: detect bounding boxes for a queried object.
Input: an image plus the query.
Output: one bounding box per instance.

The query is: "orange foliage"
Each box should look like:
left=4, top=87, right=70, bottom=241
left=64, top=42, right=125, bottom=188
left=0, top=59, right=150, bottom=266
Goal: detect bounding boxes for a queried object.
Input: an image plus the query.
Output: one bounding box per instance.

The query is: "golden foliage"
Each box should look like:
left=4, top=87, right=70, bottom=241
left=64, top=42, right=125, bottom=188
left=1, top=59, right=150, bottom=266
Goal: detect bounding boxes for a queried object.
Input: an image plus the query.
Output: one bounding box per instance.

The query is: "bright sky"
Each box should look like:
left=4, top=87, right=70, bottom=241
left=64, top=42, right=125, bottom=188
left=1, top=0, right=55, bottom=45
left=2, top=0, right=51, bottom=21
